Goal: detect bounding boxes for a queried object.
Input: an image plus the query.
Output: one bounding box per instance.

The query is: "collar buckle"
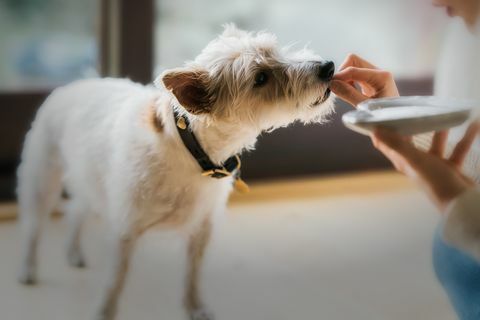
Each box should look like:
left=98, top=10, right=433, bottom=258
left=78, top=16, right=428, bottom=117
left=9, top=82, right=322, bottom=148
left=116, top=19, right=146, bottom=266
left=201, top=168, right=232, bottom=178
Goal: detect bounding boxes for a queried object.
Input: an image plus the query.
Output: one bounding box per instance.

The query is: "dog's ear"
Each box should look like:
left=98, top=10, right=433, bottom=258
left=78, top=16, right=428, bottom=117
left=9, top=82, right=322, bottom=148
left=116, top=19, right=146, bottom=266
left=160, top=68, right=214, bottom=114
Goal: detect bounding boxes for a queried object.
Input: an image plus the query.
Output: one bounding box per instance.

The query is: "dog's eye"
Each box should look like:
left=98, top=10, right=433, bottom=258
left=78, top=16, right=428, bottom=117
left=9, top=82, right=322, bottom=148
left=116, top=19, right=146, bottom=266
left=254, top=71, right=268, bottom=87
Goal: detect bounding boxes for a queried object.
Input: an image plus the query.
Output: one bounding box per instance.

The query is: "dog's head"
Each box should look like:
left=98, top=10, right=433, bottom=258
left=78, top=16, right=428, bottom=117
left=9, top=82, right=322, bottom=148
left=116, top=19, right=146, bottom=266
left=157, top=24, right=335, bottom=130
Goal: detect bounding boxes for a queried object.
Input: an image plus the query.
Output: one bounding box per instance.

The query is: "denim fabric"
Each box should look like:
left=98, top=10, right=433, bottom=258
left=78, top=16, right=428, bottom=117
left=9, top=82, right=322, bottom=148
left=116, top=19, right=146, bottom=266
left=433, top=226, right=480, bottom=320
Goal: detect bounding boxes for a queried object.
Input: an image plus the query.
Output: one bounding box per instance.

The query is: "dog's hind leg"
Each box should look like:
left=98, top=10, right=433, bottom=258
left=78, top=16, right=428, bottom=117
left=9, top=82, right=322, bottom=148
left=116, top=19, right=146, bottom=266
left=94, top=231, right=137, bottom=320
left=185, top=216, right=214, bottom=320
left=65, top=200, right=88, bottom=268
left=17, top=123, right=63, bottom=285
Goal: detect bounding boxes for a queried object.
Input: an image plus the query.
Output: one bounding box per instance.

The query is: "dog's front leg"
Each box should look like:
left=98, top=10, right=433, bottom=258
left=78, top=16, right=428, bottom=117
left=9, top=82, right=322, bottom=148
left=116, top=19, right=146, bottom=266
left=94, top=232, right=137, bottom=320
left=185, top=216, right=214, bottom=320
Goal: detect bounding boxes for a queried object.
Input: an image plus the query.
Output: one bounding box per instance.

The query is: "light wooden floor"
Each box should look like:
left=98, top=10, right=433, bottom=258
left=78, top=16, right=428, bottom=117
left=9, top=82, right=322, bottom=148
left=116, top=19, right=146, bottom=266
left=1, top=170, right=412, bottom=221
left=229, top=170, right=414, bottom=203
left=0, top=171, right=455, bottom=320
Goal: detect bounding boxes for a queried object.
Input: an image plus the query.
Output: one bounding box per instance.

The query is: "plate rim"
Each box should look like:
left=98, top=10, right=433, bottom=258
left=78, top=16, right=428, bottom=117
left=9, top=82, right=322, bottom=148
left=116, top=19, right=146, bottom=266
left=342, top=95, right=475, bottom=136
left=357, top=95, right=477, bottom=112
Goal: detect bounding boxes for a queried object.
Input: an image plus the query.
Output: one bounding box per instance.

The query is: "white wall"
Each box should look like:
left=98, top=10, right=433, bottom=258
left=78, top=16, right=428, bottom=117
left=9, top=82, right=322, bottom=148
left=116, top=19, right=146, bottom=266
left=155, top=0, right=449, bottom=78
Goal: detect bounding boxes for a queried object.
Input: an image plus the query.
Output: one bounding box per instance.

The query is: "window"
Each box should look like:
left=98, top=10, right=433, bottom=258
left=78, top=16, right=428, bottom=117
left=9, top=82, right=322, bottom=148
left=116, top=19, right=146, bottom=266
left=0, top=0, right=98, bottom=91
left=0, top=0, right=100, bottom=200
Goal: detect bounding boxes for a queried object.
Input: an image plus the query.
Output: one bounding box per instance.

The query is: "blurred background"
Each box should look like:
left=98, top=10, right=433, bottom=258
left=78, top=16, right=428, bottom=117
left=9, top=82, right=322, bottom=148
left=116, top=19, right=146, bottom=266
left=0, top=1, right=460, bottom=319
left=0, top=0, right=450, bottom=199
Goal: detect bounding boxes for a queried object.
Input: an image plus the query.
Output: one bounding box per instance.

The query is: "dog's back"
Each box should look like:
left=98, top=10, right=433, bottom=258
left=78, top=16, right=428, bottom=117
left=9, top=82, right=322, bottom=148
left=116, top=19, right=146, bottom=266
left=16, top=78, right=159, bottom=282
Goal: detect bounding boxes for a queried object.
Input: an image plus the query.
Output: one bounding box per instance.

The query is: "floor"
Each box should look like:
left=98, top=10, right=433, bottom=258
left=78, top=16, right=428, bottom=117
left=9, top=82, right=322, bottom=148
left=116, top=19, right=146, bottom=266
left=0, top=172, right=456, bottom=320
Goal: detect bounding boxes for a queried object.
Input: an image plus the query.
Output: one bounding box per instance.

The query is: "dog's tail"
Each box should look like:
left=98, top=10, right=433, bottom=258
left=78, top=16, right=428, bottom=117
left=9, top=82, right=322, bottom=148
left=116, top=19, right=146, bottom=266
left=17, top=100, right=63, bottom=285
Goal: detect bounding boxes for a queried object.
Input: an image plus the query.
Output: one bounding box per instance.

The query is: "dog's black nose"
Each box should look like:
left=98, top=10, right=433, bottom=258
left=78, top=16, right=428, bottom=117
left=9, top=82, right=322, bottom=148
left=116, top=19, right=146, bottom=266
left=317, top=61, right=335, bottom=81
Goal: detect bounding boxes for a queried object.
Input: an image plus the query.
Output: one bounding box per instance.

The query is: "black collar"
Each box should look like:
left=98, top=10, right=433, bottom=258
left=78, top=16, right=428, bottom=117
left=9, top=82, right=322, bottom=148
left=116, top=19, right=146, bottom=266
left=173, top=109, right=242, bottom=179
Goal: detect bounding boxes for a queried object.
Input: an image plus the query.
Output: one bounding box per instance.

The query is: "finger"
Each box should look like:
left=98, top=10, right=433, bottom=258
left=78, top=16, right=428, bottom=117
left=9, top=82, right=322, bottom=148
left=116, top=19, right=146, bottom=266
left=372, top=128, right=407, bottom=151
left=449, top=123, right=480, bottom=166
left=334, top=67, right=390, bottom=86
left=371, top=132, right=411, bottom=173
left=429, top=130, right=449, bottom=157
left=459, top=173, right=476, bottom=187
left=372, top=128, right=419, bottom=163
left=339, top=55, right=355, bottom=71
left=371, top=137, right=405, bottom=171
left=356, top=82, right=377, bottom=97
left=339, top=54, right=377, bottom=71
left=330, top=80, right=368, bottom=106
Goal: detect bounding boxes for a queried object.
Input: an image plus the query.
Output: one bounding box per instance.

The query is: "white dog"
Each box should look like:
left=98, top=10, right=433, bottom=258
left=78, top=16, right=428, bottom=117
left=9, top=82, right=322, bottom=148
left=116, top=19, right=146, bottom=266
left=17, top=24, right=335, bottom=320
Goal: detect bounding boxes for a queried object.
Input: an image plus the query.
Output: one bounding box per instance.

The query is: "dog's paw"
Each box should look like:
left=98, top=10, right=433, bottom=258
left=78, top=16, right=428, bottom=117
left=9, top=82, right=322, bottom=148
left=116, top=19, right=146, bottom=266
left=67, top=249, right=87, bottom=268
left=190, top=309, right=215, bottom=320
left=18, top=265, right=37, bottom=285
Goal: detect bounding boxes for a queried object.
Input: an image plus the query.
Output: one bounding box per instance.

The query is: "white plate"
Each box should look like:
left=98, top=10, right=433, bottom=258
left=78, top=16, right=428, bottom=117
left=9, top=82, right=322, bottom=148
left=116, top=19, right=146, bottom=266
left=342, top=96, right=476, bottom=136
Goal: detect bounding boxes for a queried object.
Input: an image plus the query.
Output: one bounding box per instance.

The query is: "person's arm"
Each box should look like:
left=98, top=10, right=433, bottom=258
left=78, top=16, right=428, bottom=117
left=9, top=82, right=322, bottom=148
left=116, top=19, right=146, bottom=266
left=332, top=53, right=480, bottom=259
left=444, top=188, right=480, bottom=261
left=371, top=127, right=480, bottom=261
left=369, top=126, right=478, bottom=211
left=331, top=53, right=478, bottom=210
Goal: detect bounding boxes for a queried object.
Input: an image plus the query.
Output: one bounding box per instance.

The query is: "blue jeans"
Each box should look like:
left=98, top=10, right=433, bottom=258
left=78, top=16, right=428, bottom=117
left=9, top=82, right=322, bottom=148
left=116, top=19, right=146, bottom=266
left=433, top=226, right=480, bottom=320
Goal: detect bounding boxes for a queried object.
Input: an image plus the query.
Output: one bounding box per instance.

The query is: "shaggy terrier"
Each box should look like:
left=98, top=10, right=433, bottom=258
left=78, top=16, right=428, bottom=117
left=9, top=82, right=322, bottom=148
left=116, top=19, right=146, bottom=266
left=17, top=24, right=335, bottom=320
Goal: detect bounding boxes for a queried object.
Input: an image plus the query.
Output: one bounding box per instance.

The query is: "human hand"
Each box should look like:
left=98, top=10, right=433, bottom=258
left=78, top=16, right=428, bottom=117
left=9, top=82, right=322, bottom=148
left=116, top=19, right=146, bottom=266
left=330, top=54, right=399, bottom=106
left=371, top=123, right=480, bottom=212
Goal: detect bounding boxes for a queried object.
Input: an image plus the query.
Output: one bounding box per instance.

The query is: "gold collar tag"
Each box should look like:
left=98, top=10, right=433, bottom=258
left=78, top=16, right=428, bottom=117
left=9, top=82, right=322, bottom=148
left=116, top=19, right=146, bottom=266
left=176, top=116, right=187, bottom=130
left=234, top=177, right=250, bottom=194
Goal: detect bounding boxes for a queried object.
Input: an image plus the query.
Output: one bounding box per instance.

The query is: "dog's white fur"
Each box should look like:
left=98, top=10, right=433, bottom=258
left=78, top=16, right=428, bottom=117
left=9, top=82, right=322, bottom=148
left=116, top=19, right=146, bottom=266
left=17, top=24, right=334, bottom=320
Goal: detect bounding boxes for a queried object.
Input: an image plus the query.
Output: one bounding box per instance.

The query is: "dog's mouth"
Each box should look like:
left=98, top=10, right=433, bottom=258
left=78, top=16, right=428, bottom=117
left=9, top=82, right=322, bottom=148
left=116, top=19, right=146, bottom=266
left=310, top=88, right=331, bottom=107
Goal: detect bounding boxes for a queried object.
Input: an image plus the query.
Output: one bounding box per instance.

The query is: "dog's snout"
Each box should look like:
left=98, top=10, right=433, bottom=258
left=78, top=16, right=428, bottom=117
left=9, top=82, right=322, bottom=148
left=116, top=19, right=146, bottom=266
left=316, top=61, right=335, bottom=81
